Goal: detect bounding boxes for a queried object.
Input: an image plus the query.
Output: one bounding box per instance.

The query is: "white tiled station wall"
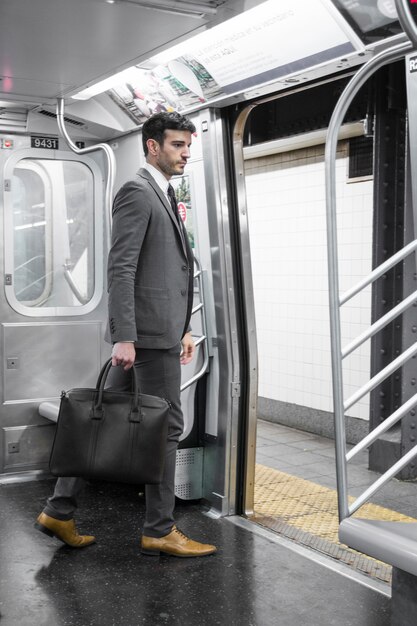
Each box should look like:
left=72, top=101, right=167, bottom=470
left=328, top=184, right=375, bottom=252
left=244, top=142, right=373, bottom=420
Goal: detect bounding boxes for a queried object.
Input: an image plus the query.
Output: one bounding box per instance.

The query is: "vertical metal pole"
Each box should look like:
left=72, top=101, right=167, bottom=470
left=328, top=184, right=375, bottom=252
left=325, top=114, right=349, bottom=522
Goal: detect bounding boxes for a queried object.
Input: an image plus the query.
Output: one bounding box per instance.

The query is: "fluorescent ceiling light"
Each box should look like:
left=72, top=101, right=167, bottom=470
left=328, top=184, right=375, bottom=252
left=72, top=67, right=145, bottom=100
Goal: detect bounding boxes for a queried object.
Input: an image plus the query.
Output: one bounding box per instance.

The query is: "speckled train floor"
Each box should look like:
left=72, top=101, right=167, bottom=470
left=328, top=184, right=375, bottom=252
left=0, top=477, right=390, bottom=626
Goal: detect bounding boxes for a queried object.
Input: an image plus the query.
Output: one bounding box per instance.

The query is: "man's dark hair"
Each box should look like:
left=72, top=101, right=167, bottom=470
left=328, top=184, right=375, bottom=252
left=142, top=112, right=196, bottom=155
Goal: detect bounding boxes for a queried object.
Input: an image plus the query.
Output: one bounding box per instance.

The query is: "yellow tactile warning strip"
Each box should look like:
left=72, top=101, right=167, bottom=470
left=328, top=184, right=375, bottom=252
left=251, top=464, right=417, bottom=583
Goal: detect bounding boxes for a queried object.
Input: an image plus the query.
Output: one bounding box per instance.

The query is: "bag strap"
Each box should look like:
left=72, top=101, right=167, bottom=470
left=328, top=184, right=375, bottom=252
left=92, top=358, right=142, bottom=419
left=95, top=358, right=113, bottom=391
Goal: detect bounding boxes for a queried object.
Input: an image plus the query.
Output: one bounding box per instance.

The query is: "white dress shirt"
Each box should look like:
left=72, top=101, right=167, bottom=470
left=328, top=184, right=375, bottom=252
left=142, top=162, right=171, bottom=204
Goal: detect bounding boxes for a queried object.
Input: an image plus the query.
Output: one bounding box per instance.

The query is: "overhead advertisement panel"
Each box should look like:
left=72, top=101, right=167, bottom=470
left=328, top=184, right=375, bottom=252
left=103, top=0, right=362, bottom=124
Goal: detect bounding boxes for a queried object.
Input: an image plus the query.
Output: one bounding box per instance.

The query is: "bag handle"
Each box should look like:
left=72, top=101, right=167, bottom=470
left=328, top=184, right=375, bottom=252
left=91, top=358, right=142, bottom=421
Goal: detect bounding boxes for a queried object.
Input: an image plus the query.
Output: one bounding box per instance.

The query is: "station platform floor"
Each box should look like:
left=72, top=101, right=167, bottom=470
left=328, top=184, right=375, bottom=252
left=253, top=419, right=417, bottom=584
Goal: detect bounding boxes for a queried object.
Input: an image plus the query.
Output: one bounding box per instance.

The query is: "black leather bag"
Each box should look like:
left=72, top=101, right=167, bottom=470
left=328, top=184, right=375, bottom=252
left=49, top=359, right=170, bottom=484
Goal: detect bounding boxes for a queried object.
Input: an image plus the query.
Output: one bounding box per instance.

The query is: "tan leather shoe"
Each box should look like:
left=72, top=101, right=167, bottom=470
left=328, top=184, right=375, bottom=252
left=35, top=512, right=96, bottom=548
left=141, top=525, right=216, bottom=557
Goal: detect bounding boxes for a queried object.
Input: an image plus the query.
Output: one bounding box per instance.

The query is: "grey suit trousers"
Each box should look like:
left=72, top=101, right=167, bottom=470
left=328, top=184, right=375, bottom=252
left=43, top=345, right=183, bottom=538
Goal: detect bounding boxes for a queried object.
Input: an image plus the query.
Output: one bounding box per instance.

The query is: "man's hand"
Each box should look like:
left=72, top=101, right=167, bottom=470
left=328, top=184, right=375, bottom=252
left=180, top=332, right=195, bottom=365
left=111, top=341, right=136, bottom=370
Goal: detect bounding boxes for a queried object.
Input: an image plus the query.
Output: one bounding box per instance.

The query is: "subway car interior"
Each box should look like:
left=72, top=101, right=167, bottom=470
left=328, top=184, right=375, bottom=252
left=2, top=0, right=417, bottom=624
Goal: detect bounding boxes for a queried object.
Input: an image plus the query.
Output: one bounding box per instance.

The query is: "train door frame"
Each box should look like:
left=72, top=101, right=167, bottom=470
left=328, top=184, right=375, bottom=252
left=172, top=106, right=261, bottom=518
left=225, top=74, right=375, bottom=517
left=171, top=108, right=246, bottom=516
left=223, top=106, right=258, bottom=517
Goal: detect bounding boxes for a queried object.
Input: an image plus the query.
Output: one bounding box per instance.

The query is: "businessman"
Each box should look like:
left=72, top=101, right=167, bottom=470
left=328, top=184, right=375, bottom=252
left=36, top=112, right=216, bottom=558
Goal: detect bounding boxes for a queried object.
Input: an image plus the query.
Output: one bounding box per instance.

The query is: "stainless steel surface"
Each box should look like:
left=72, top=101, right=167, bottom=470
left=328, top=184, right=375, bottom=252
left=348, top=445, right=417, bottom=515
left=342, top=289, right=417, bottom=358
left=0, top=136, right=110, bottom=476
left=57, top=98, right=115, bottom=249
left=340, top=239, right=417, bottom=306
left=2, top=321, right=102, bottom=402
left=38, top=401, right=60, bottom=423
left=233, top=103, right=258, bottom=518
left=6, top=358, right=19, bottom=370
left=346, top=392, right=417, bottom=462
left=180, top=258, right=209, bottom=393
left=344, top=343, right=417, bottom=412
left=175, top=447, right=204, bottom=500
left=199, top=109, right=241, bottom=516
left=325, top=31, right=414, bottom=521
left=3, top=423, right=55, bottom=471
left=395, top=0, right=417, bottom=48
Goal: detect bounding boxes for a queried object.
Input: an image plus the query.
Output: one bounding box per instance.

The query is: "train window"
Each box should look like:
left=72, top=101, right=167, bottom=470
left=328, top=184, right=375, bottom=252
left=4, top=155, right=102, bottom=316
left=12, top=165, right=50, bottom=305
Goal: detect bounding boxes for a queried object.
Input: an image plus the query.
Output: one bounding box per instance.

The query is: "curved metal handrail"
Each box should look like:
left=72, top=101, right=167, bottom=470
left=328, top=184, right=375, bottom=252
left=56, top=98, right=116, bottom=248
left=395, top=0, right=417, bottom=48
left=180, top=255, right=210, bottom=392
left=325, top=40, right=413, bottom=520
left=63, top=263, right=89, bottom=305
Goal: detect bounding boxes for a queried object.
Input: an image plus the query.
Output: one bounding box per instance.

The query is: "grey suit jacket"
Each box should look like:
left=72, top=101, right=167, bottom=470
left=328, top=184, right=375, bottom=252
left=106, top=168, right=194, bottom=349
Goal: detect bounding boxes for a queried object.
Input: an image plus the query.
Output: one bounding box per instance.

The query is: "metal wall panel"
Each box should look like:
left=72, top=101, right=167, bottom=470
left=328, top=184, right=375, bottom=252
left=2, top=321, right=102, bottom=402
left=3, top=423, right=55, bottom=470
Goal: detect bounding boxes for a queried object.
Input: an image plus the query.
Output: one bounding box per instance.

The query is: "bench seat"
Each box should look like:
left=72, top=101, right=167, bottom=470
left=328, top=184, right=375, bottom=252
left=339, top=518, right=417, bottom=576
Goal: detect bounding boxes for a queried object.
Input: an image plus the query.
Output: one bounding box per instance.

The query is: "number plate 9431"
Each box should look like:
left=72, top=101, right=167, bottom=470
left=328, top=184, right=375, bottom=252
left=31, top=136, right=59, bottom=150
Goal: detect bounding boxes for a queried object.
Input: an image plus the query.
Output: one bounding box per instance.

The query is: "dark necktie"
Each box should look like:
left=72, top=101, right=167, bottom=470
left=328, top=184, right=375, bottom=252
left=167, top=184, right=179, bottom=220
left=168, top=183, right=186, bottom=248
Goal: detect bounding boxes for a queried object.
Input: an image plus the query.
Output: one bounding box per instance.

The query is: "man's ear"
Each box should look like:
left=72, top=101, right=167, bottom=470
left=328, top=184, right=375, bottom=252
left=146, top=138, right=159, bottom=156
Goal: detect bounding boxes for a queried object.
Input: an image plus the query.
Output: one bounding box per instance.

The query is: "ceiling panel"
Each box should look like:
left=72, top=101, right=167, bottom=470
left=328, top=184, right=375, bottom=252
left=0, top=0, right=251, bottom=103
